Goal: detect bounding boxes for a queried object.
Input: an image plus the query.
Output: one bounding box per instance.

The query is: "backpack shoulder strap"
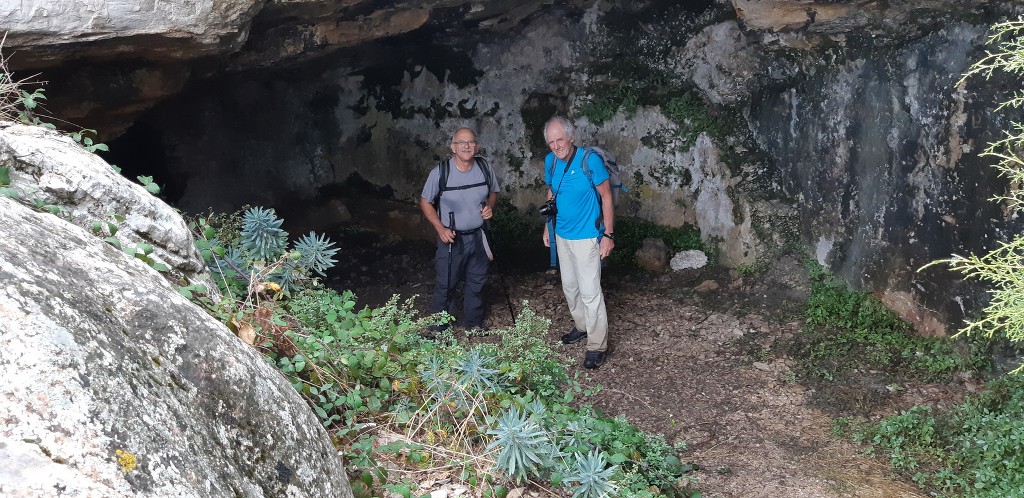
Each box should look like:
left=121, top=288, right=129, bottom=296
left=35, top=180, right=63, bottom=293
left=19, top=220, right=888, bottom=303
left=474, top=156, right=494, bottom=192
left=433, top=159, right=449, bottom=206
left=579, top=147, right=597, bottom=188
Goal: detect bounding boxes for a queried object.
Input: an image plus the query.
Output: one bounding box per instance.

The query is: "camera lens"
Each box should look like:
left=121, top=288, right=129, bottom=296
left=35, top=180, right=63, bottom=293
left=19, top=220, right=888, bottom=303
left=538, top=199, right=557, bottom=217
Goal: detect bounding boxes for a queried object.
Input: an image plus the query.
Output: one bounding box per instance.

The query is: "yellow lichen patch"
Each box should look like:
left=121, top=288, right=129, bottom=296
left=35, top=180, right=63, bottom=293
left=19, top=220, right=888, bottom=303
left=115, top=449, right=137, bottom=473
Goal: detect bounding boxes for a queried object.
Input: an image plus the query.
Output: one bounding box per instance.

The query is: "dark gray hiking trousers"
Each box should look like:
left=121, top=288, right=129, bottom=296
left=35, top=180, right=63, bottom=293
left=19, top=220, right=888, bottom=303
left=432, top=230, right=489, bottom=328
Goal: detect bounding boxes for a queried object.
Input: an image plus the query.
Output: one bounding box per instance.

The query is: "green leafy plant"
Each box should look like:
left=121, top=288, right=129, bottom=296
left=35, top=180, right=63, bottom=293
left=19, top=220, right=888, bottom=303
left=136, top=175, right=161, bottom=195
left=798, top=261, right=987, bottom=382
left=854, top=376, right=1024, bottom=497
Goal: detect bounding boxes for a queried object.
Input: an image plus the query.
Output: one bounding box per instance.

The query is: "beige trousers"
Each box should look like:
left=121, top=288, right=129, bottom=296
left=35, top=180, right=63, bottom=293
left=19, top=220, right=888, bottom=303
left=555, top=236, right=609, bottom=352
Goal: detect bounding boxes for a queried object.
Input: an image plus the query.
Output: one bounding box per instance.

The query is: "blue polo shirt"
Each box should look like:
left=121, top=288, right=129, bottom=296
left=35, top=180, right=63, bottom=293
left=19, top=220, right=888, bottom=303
left=545, top=147, right=609, bottom=240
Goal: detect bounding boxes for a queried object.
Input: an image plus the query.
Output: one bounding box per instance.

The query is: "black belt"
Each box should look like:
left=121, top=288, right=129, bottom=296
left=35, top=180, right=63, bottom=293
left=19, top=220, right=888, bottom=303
left=455, top=227, right=482, bottom=236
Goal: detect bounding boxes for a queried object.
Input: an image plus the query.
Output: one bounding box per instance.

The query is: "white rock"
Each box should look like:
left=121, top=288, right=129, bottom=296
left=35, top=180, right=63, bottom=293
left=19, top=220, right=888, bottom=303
left=671, top=249, right=709, bottom=270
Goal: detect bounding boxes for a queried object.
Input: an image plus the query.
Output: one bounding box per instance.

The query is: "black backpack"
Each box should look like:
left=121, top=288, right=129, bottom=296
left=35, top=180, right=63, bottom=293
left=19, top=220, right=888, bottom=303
left=432, top=157, right=495, bottom=208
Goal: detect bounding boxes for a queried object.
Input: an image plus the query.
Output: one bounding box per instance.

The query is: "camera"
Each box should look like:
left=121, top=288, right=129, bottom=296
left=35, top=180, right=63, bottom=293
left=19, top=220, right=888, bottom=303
left=538, top=198, right=557, bottom=217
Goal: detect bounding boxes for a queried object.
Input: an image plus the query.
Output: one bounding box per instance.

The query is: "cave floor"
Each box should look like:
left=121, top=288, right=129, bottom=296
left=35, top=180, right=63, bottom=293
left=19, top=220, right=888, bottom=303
left=327, top=236, right=968, bottom=498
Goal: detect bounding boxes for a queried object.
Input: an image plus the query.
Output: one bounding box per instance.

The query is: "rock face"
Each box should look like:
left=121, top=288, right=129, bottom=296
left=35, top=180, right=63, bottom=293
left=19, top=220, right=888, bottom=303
left=1, top=0, right=551, bottom=138
left=0, top=193, right=353, bottom=496
left=0, top=121, right=214, bottom=295
left=7, top=0, right=1024, bottom=335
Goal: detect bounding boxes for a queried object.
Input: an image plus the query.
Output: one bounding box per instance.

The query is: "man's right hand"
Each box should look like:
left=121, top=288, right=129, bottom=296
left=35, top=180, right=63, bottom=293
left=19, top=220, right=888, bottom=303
left=438, top=226, right=456, bottom=244
left=542, top=225, right=550, bottom=248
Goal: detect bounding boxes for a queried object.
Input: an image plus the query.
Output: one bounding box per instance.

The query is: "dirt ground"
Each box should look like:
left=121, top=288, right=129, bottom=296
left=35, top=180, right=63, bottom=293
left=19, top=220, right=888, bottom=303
left=328, top=235, right=967, bottom=498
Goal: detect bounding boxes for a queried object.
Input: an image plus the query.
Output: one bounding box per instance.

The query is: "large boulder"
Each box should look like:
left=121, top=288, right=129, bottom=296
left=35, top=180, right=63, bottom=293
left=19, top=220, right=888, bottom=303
left=0, top=196, right=353, bottom=497
left=0, top=121, right=215, bottom=294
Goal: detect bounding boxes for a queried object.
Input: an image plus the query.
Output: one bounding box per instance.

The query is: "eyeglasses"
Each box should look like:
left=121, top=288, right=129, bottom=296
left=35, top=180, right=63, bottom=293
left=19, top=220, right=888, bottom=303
left=453, top=140, right=478, bottom=147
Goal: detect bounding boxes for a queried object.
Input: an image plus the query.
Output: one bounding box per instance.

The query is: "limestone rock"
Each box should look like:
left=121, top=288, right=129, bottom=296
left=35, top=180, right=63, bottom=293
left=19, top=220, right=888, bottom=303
left=676, top=21, right=759, bottom=105
left=635, top=237, right=669, bottom=272
left=672, top=250, right=709, bottom=271
left=0, top=196, right=353, bottom=497
left=0, top=0, right=265, bottom=68
left=0, top=122, right=214, bottom=294
left=731, top=0, right=997, bottom=37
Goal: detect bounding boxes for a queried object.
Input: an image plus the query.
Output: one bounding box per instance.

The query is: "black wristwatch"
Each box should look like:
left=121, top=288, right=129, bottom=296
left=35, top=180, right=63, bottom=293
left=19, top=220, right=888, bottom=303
left=603, top=233, right=615, bottom=240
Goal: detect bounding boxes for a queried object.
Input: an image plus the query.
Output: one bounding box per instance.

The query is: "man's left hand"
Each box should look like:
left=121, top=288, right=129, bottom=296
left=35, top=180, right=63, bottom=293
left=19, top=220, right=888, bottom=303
left=481, top=205, right=493, bottom=220
left=600, top=236, right=614, bottom=259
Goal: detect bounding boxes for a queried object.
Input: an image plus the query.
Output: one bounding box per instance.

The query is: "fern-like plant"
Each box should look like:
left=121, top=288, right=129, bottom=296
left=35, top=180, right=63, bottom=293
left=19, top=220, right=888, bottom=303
left=565, top=450, right=619, bottom=498
left=486, top=406, right=553, bottom=483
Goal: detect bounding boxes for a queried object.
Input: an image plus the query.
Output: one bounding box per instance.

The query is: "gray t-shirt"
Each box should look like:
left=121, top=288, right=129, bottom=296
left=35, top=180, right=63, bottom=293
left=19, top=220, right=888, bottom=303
left=421, top=158, right=500, bottom=231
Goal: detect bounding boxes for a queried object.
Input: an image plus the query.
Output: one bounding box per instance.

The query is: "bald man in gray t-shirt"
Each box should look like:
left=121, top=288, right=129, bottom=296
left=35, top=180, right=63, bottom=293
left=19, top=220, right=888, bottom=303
left=418, top=127, right=500, bottom=331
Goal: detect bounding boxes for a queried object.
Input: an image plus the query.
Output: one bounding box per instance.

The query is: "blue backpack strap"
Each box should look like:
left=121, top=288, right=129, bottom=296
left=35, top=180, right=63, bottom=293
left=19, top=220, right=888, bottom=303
left=544, top=153, right=558, bottom=268
left=579, top=147, right=596, bottom=189
left=548, top=218, right=558, bottom=268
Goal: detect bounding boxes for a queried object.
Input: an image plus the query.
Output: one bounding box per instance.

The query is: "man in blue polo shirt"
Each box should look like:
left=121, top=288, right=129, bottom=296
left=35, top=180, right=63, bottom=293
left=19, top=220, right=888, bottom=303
left=541, top=116, right=615, bottom=369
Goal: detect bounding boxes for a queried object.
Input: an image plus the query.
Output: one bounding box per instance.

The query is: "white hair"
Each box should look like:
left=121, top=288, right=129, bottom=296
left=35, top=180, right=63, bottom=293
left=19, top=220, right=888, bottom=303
left=543, top=116, right=575, bottom=142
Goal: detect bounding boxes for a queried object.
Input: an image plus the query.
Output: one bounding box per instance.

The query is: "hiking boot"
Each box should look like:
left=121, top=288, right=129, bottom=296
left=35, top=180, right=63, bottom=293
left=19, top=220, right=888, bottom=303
left=583, top=350, right=606, bottom=369
left=561, top=327, right=586, bottom=344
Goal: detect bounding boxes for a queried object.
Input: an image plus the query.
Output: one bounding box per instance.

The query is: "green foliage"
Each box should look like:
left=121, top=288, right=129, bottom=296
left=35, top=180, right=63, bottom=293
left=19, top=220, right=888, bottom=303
left=607, top=218, right=705, bottom=269
left=923, top=237, right=1024, bottom=368
left=294, top=231, right=339, bottom=277
left=69, top=128, right=109, bottom=153
left=577, top=81, right=645, bottom=125
left=136, top=175, right=161, bottom=195
left=193, top=207, right=339, bottom=298
left=854, top=376, right=1024, bottom=497
left=799, top=262, right=987, bottom=382
left=662, top=91, right=732, bottom=149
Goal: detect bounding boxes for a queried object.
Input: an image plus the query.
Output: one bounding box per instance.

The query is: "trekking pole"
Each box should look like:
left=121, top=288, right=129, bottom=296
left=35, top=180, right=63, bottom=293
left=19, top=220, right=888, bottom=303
left=483, top=213, right=516, bottom=326
left=447, top=212, right=456, bottom=313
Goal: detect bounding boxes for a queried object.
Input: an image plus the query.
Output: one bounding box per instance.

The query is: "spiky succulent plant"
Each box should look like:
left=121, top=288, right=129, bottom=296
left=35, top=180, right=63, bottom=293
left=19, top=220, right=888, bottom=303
left=565, top=450, right=618, bottom=498
left=240, top=206, right=287, bottom=261
left=487, top=406, right=554, bottom=483
left=294, top=231, right=339, bottom=277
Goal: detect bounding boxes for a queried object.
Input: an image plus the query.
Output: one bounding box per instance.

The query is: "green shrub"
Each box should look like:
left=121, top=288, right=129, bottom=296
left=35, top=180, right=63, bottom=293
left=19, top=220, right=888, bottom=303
left=799, top=262, right=987, bottom=382
left=856, top=376, right=1024, bottom=497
